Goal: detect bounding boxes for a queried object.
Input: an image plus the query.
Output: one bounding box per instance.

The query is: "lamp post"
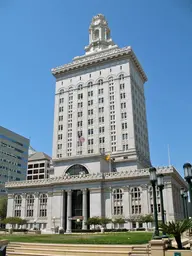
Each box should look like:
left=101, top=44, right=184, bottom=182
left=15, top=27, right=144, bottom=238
left=157, top=174, right=167, bottom=237
left=183, top=163, right=192, bottom=217
left=180, top=187, right=186, bottom=219
left=149, top=167, right=159, bottom=238
left=183, top=191, right=189, bottom=219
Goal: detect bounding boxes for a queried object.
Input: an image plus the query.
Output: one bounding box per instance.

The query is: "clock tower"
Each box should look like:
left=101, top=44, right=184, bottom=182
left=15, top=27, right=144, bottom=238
left=85, top=14, right=118, bottom=54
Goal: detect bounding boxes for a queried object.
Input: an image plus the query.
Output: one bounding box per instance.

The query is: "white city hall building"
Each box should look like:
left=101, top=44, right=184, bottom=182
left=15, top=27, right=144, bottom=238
left=6, top=14, right=186, bottom=232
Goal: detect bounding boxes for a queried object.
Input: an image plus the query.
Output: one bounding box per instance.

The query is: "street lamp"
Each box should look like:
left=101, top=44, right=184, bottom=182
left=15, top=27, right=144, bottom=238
left=183, top=191, right=189, bottom=219
left=149, top=167, right=159, bottom=238
left=157, top=174, right=167, bottom=237
left=183, top=163, right=192, bottom=217
left=180, top=187, right=186, bottom=219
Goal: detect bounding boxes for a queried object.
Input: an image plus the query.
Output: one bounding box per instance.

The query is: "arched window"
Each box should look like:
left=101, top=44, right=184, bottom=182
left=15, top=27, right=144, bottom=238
left=108, top=77, right=114, bottom=85
left=113, top=189, right=123, bottom=215
left=14, top=195, right=22, bottom=217
left=26, top=194, right=35, bottom=217
left=98, top=79, right=103, bottom=86
left=59, top=89, right=64, bottom=94
left=39, top=194, right=47, bottom=217
left=119, top=74, right=124, bottom=80
left=78, top=84, right=83, bottom=90
left=94, top=30, right=99, bottom=40
left=87, top=82, right=93, bottom=89
left=131, top=187, right=141, bottom=214
left=66, top=164, right=89, bottom=176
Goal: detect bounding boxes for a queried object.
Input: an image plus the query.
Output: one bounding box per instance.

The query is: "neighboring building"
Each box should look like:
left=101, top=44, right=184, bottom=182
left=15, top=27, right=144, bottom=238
left=27, top=152, right=51, bottom=180
left=6, top=14, right=187, bottom=232
left=28, top=145, right=37, bottom=156
left=0, top=126, right=29, bottom=194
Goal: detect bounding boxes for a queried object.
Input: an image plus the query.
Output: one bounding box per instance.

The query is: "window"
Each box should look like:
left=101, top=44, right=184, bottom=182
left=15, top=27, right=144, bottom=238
left=122, top=133, right=128, bottom=140
left=88, top=82, right=93, bottom=88
left=131, top=187, right=141, bottom=214
left=26, top=194, right=34, bottom=217
left=39, top=194, right=47, bottom=217
left=77, top=121, right=83, bottom=127
left=14, top=195, right=22, bottom=217
left=99, top=107, right=104, bottom=113
left=88, top=109, right=93, bottom=115
left=108, top=77, right=114, bottom=85
left=110, top=115, right=115, bottom=120
left=98, top=88, right=103, bottom=95
left=122, top=123, right=127, bottom=129
left=99, top=127, right=105, bottom=133
left=59, top=98, right=64, bottom=104
left=98, top=79, right=103, bottom=85
left=58, top=125, right=63, bottom=131
left=88, top=91, right=93, bottom=97
left=58, top=134, right=63, bottom=140
left=88, top=100, right=93, bottom=106
left=78, top=112, right=83, bottom=117
left=69, top=95, right=73, bottom=101
left=78, top=93, right=83, bottom=100
left=99, top=116, right=104, bottom=123
left=111, top=125, right=116, bottom=130
left=110, top=95, right=114, bottom=101
left=112, top=146, right=116, bottom=152
left=120, top=84, right=125, bottom=90
left=111, top=135, right=116, bottom=141
left=78, top=84, right=83, bottom=90
left=120, top=93, right=126, bottom=99
left=113, top=189, right=123, bottom=216
left=78, top=102, right=83, bottom=108
left=120, top=66, right=122, bottom=70
left=88, top=129, right=94, bottom=135
left=121, top=102, right=126, bottom=109
left=59, top=107, right=63, bottom=112
left=99, top=137, right=105, bottom=143
left=88, top=149, right=94, bottom=154
left=88, top=119, right=93, bottom=125
left=88, top=139, right=94, bottom=145
left=68, top=114, right=72, bottom=119
left=119, top=74, right=124, bottom=80
left=98, top=98, right=104, bottom=104
left=59, top=116, right=63, bottom=121
left=57, top=144, right=62, bottom=150
left=110, top=105, right=115, bottom=110
left=121, top=112, right=127, bottom=119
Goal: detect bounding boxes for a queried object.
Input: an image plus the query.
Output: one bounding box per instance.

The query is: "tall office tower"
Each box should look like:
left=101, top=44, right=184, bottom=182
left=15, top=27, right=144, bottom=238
left=51, top=14, right=151, bottom=174
left=0, top=126, right=29, bottom=193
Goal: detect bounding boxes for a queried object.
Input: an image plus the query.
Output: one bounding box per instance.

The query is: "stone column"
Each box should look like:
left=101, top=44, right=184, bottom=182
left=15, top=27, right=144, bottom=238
left=21, top=193, right=26, bottom=219
left=47, top=192, right=53, bottom=231
left=66, top=190, right=72, bottom=233
left=34, top=192, right=39, bottom=220
left=60, top=190, right=64, bottom=229
left=82, top=189, right=87, bottom=230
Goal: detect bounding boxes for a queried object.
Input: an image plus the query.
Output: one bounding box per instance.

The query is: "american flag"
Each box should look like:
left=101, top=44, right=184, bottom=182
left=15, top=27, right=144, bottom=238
left=77, top=132, right=85, bottom=143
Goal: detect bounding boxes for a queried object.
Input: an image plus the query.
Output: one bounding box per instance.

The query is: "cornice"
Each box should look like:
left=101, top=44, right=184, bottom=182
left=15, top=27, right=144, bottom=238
left=51, top=46, right=147, bottom=82
left=5, top=166, right=185, bottom=189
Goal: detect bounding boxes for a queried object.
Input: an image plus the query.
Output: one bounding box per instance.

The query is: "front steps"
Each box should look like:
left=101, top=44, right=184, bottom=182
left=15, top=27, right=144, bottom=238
left=7, top=242, right=151, bottom=256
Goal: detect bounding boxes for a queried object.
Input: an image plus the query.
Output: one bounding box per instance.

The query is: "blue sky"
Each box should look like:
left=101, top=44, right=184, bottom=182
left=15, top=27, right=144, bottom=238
left=0, top=0, right=192, bottom=174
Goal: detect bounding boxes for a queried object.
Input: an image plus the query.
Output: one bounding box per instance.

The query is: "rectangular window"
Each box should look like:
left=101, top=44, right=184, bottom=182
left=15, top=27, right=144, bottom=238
left=78, top=93, right=83, bottom=99
left=58, top=134, right=63, bottom=140
left=59, top=98, right=64, bottom=104
left=99, top=137, right=105, bottom=143
left=120, top=84, right=125, bottom=90
left=88, top=91, right=93, bottom=97
left=59, top=106, right=63, bottom=112
left=77, top=121, right=83, bottom=127
left=88, top=100, right=93, bottom=106
left=98, top=97, right=104, bottom=103
left=88, top=128, right=94, bottom=135
left=111, top=125, right=116, bottom=130
left=122, top=133, right=128, bottom=140
left=121, top=102, right=126, bottom=109
left=68, top=114, right=72, bottom=119
left=99, top=126, right=105, bottom=133
left=99, top=117, right=104, bottom=123
left=88, top=119, right=93, bottom=125
left=123, top=144, right=128, bottom=150
left=88, top=139, right=94, bottom=145
left=88, top=149, right=94, bottom=154
left=88, top=109, right=94, bottom=115
left=59, top=116, right=63, bottom=121
left=58, top=125, right=63, bottom=131
left=120, top=93, right=126, bottom=99
left=98, top=88, right=103, bottom=95
left=121, top=112, right=127, bottom=119
left=122, top=123, right=127, bottom=129
left=57, top=144, right=62, bottom=150
left=78, top=102, right=83, bottom=108
left=112, top=146, right=116, bottom=152
left=78, top=112, right=83, bottom=117
left=98, top=107, right=104, bottom=113
left=110, top=105, right=115, bottom=110
left=110, top=95, right=114, bottom=101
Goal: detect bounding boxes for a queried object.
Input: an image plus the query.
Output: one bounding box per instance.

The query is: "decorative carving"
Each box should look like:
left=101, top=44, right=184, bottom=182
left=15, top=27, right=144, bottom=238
left=5, top=166, right=180, bottom=190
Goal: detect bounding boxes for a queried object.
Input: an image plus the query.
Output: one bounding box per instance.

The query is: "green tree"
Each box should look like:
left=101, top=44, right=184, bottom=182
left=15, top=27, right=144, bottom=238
left=0, top=196, right=7, bottom=220
left=160, top=219, right=192, bottom=249
left=140, top=214, right=154, bottom=230
left=86, top=217, right=101, bottom=229
left=112, top=217, right=125, bottom=229
left=2, top=217, right=27, bottom=229
left=99, top=217, right=111, bottom=228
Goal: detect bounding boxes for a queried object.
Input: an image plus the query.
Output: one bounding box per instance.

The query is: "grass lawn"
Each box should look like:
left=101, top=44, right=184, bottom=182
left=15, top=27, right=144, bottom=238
left=0, top=232, right=153, bottom=245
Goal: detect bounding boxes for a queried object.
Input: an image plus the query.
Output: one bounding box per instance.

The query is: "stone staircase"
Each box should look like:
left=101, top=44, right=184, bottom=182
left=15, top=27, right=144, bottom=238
left=7, top=242, right=151, bottom=256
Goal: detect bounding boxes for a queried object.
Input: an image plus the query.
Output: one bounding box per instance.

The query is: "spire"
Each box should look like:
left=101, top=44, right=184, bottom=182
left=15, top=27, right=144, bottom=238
left=85, top=14, right=118, bottom=54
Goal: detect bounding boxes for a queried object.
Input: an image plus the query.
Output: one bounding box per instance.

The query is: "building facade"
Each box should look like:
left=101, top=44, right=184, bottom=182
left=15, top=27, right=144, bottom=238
left=6, top=14, right=186, bottom=232
left=27, top=152, right=51, bottom=180
left=0, top=126, right=29, bottom=194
